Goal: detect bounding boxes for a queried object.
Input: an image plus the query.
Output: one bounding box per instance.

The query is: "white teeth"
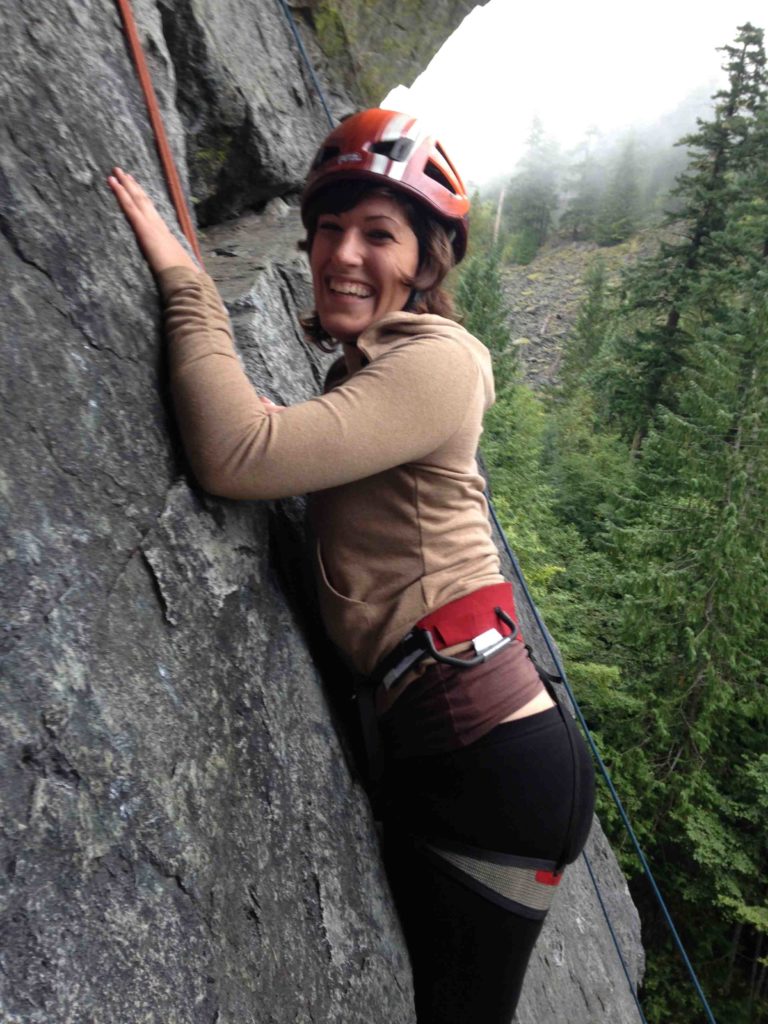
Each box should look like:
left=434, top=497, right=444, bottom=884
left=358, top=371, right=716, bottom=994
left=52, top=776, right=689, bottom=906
left=329, top=279, right=373, bottom=298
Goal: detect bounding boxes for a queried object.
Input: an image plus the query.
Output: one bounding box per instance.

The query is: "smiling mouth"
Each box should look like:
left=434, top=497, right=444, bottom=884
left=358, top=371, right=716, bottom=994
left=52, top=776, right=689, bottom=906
left=328, top=278, right=374, bottom=298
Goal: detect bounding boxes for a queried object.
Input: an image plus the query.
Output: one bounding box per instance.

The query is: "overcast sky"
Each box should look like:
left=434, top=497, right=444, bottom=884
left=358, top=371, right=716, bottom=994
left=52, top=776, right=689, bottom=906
left=383, top=0, right=768, bottom=186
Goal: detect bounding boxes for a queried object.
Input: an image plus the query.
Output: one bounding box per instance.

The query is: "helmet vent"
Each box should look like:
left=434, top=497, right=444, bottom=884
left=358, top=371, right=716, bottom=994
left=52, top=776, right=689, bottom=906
left=435, top=143, right=463, bottom=185
left=424, top=160, right=458, bottom=195
left=311, top=145, right=341, bottom=170
left=370, top=137, right=415, bottom=161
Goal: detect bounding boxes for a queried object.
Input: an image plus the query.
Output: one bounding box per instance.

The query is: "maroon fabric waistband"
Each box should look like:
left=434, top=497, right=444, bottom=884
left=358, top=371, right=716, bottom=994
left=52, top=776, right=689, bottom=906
left=415, top=582, right=522, bottom=650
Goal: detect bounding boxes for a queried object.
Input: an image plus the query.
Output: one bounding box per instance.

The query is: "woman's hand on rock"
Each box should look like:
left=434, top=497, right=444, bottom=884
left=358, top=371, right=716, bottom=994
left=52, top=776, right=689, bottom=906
left=107, top=167, right=199, bottom=275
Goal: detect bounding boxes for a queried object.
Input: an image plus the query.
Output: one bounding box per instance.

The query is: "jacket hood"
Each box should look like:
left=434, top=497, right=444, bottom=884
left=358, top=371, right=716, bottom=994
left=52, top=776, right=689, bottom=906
left=357, top=312, right=495, bottom=411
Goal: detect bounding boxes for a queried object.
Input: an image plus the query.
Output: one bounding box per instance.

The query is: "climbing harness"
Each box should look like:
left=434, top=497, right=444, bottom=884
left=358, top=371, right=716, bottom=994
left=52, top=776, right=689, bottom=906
left=362, top=581, right=583, bottom=868
left=423, top=840, right=562, bottom=920
left=371, top=581, right=521, bottom=692
left=356, top=582, right=524, bottom=789
left=113, top=2, right=720, bottom=1019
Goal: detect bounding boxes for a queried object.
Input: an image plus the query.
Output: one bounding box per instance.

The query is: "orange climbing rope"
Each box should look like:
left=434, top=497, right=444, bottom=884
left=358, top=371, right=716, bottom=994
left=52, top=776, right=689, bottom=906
left=115, top=0, right=204, bottom=265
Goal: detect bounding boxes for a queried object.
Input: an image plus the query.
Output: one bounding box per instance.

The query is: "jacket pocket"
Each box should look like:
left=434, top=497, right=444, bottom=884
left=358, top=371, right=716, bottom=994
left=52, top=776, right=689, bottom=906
left=314, top=542, right=372, bottom=663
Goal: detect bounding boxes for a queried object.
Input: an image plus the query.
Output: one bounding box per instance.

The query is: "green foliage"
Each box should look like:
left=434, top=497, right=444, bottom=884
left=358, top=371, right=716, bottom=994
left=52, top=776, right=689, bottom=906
left=503, top=119, right=561, bottom=263
left=543, top=386, right=633, bottom=542
left=479, top=25, right=768, bottom=1022
left=560, top=257, right=612, bottom=386
left=464, top=189, right=499, bottom=258
left=599, top=23, right=768, bottom=444
left=596, top=136, right=642, bottom=246
left=477, top=93, right=717, bottom=263
left=504, top=228, right=542, bottom=266
left=455, top=249, right=516, bottom=392
left=560, top=128, right=603, bottom=241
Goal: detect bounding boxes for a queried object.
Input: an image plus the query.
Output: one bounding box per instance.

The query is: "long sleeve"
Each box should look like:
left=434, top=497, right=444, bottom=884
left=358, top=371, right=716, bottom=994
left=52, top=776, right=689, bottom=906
left=158, top=266, right=482, bottom=500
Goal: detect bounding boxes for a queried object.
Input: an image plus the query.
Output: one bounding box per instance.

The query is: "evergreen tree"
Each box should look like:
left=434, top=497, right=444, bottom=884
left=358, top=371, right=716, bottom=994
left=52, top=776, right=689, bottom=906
left=604, top=286, right=768, bottom=1022
left=596, top=135, right=641, bottom=246
left=464, top=188, right=498, bottom=258
left=560, top=257, right=611, bottom=385
left=601, top=24, right=768, bottom=445
left=581, top=36, right=768, bottom=1009
left=504, top=118, right=560, bottom=263
left=560, top=128, right=603, bottom=241
left=456, top=249, right=517, bottom=392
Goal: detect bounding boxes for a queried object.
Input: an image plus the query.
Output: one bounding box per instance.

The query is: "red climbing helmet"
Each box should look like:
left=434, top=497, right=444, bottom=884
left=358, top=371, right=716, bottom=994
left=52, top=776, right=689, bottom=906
left=301, top=108, right=470, bottom=262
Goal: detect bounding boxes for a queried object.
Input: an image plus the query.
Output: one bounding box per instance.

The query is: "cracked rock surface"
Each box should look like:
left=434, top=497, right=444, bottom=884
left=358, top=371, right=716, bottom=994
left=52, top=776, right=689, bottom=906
left=1, top=1, right=642, bottom=1021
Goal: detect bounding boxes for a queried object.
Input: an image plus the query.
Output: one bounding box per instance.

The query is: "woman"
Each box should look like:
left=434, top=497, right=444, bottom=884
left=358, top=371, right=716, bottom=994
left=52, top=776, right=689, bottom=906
left=108, top=108, right=595, bottom=1023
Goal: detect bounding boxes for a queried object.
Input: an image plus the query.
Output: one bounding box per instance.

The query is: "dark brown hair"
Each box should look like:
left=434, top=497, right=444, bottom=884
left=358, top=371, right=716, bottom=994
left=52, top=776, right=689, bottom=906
left=299, top=180, right=457, bottom=352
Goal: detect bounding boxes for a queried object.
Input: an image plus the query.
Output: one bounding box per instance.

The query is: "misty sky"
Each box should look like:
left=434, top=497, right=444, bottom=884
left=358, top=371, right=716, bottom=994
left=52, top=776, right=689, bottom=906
left=383, top=0, right=768, bottom=186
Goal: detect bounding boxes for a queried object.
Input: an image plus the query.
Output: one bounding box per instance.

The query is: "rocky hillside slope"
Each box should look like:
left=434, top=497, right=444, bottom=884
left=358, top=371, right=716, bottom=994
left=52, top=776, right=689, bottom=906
left=503, top=233, right=660, bottom=389
left=1, top=1, right=643, bottom=1020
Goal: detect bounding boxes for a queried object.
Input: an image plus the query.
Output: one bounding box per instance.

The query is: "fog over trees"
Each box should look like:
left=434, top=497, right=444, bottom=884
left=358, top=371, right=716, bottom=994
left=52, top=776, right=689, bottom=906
left=471, top=83, right=717, bottom=263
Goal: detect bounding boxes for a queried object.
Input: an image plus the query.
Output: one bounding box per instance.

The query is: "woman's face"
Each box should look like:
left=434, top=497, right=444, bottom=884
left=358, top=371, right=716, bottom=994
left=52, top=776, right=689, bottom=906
left=309, top=194, right=420, bottom=345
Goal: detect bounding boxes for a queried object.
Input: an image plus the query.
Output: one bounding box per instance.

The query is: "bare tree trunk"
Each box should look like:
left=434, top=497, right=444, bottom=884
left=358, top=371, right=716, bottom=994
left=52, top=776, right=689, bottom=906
left=749, top=932, right=764, bottom=1018
left=756, top=959, right=767, bottom=1017
left=492, top=184, right=506, bottom=248
left=725, top=921, right=743, bottom=994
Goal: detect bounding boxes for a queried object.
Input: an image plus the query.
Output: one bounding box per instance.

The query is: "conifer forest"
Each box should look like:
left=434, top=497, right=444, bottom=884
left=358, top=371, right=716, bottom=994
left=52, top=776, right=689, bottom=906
left=456, top=24, right=768, bottom=1024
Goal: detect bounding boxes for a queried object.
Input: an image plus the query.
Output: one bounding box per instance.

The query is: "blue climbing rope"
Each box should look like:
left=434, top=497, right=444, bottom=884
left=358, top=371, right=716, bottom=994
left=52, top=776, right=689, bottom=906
left=275, top=0, right=335, bottom=129
left=582, top=850, right=649, bottom=1023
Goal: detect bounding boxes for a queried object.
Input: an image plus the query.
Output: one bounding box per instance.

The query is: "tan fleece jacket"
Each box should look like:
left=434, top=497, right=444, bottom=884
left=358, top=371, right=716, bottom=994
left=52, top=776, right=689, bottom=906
left=158, top=266, right=505, bottom=675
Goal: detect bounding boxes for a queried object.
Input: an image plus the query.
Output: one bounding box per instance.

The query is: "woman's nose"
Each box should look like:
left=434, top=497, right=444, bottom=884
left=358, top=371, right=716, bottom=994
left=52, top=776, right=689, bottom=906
left=333, top=228, right=364, bottom=266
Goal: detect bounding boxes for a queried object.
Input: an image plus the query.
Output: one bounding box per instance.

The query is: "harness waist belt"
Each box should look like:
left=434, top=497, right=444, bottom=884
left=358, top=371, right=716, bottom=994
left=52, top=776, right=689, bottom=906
left=372, top=583, right=523, bottom=691
left=418, top=582, right=519, bottom=647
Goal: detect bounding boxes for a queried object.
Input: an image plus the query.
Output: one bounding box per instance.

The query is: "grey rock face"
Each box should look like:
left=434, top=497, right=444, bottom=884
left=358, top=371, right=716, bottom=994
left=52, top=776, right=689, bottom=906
left=1, top=0, right=643, bottom=1021
left=153, top=0, right=476, bottom=224
left=155, top=0, right=336, bottom=224
left=304, top=0, right=477, bottom=108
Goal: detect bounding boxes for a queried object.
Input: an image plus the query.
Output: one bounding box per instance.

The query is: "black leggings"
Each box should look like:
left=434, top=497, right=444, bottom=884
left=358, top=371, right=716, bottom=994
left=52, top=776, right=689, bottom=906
left=381, top=705, right=595, bottom=1024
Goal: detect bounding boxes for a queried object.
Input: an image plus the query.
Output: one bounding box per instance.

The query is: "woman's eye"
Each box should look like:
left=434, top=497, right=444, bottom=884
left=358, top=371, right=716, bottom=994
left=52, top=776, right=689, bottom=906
left=318, top=221, right=342, bottom=232
left=368, top=230, right=394, bottom=241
